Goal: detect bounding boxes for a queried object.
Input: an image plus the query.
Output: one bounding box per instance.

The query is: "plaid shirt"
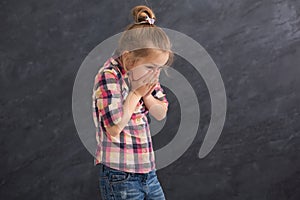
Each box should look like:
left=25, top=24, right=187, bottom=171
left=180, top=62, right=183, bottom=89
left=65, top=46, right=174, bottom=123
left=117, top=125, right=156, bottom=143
left=92, top=53, right=169, bottom=173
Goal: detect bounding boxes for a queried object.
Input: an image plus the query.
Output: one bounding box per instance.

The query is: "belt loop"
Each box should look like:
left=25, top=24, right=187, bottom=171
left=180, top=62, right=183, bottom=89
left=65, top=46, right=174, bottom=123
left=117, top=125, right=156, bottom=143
left=101, top=163, right=105, bottom=173
left=142, top=173, right=148, bottom=182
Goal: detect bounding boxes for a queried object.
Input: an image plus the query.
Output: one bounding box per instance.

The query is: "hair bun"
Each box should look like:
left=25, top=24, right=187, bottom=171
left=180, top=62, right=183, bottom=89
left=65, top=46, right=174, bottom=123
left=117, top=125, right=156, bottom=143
left=131, top=5, right=156, bottom=23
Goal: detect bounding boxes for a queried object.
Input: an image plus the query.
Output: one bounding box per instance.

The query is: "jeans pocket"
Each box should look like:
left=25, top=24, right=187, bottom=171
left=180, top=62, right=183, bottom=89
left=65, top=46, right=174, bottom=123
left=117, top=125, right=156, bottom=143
left=108, top=169, right=131, bottom=184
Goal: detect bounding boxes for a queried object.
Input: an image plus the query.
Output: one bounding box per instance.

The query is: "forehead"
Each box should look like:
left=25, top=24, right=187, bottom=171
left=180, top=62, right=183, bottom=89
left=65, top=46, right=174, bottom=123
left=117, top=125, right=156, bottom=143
left=139, top=51, right=169, bottom=66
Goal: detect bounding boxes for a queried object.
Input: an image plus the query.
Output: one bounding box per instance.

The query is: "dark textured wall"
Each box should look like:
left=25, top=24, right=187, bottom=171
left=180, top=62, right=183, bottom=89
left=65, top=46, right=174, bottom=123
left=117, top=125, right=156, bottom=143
left=1, top=0, right=300, bottom=199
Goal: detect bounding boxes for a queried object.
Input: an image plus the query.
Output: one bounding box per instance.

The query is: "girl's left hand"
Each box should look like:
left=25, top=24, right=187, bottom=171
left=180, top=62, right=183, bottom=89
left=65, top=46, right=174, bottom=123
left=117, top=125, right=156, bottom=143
left=142, top=82, right=158, bottom=98
left=143, top=70, right=159, bottom=97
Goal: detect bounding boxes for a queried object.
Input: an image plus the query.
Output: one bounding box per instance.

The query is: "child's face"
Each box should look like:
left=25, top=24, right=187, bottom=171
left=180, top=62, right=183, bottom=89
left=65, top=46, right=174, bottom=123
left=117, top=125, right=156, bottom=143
left=129, top=51, right=169, bottom=80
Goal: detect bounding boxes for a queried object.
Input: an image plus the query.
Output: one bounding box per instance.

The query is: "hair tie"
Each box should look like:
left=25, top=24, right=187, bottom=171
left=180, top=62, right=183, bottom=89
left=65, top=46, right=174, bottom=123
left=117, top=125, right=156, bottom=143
left=145, top=16, right=155, bottom=24
left=135, top=15, right=155, bottom=25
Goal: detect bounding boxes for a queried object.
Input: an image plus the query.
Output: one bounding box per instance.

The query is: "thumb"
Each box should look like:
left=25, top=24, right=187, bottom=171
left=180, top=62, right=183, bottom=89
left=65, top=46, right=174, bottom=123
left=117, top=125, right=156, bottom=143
left=127, top=71, right=133, bottom=81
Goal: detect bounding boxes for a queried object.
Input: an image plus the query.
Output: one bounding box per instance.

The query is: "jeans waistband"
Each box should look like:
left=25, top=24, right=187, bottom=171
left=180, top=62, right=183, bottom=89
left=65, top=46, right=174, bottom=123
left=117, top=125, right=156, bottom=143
left=100, top=163, right=154, bottom=178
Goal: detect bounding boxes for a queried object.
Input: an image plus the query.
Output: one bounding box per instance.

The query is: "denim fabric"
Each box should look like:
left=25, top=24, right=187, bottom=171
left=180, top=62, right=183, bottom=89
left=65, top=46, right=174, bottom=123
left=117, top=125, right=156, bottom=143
left=98, top=163, right=166, bottom=200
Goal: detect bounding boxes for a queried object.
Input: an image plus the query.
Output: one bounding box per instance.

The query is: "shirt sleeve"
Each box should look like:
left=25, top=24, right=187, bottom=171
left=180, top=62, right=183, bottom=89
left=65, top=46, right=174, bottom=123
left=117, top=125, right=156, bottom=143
left=151, top=82, right=169, bottom=108
left=93, top=68, right=123, bottom=128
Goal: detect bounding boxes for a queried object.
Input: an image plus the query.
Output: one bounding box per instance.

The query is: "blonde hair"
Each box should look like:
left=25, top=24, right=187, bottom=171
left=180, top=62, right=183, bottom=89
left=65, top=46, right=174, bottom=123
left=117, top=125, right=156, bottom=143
left=116, top=5, right=174, bottom=68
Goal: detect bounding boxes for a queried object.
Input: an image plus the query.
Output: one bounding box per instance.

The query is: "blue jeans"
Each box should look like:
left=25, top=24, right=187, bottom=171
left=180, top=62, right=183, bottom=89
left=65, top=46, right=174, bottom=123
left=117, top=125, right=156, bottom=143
left=98, top=163, right=166, bottom=200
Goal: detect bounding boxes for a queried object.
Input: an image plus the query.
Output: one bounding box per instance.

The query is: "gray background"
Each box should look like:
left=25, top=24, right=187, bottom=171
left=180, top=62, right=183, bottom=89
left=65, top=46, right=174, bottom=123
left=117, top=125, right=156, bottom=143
left=1, top=0, right=300, bottom=199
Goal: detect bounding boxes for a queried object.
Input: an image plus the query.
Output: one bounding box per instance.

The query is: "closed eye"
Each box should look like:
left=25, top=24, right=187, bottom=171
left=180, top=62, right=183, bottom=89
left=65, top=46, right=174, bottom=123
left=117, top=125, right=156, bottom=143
left=146, top=66, right=165, bottom=70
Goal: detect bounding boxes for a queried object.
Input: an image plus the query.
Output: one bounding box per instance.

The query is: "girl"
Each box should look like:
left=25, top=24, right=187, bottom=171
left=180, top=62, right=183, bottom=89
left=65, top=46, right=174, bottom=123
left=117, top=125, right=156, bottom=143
left=92, top=5, right=173, bottom=200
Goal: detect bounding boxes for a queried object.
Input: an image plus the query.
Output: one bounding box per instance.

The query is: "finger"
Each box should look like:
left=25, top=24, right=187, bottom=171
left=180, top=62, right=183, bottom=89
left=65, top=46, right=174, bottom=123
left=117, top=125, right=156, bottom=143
left=150, top=76, right=159, bottom=84
left=150, top=71, right=159, bottom=81
left=145, top=83, right=153, bottom=90
left=149, top=83, right=157, bottom=91
left=149, top=77, right=159, bottom=85
left=138, top=75, right=154, bottom=88
left=145, top=83, right=157, bottom=97
left=144, top=71, right=157, bottom=84
left=137, top=70, right=155, bottom=82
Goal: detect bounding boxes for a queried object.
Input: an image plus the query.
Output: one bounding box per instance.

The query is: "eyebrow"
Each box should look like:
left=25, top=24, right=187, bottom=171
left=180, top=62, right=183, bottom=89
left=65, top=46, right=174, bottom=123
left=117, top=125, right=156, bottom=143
left=149, top=62, right=159, bottom=67
left=149, top=62, right=168, bottom=67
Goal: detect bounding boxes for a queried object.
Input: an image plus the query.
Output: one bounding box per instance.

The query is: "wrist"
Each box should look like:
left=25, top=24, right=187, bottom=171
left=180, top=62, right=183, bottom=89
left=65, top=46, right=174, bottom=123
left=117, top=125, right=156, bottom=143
left=131, top=90, right=142, bottom=99
left=142, top=93, right=152, bottom=100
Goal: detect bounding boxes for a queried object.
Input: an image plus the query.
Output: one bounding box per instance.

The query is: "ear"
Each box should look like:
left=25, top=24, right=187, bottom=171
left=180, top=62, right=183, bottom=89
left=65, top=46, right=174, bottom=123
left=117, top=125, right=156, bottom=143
left=122, top=50, right=130, bottom=56
left=121, top=50, right=130, bottom=62
left=122, top=50, right=136, bottom=67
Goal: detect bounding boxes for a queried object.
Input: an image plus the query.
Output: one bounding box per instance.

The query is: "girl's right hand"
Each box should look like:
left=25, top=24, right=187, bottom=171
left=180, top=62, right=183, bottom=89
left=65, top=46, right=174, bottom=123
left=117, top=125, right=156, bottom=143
left=135, top=82, right=157, bottom=97
left=128, top=70, right=158, bottom=97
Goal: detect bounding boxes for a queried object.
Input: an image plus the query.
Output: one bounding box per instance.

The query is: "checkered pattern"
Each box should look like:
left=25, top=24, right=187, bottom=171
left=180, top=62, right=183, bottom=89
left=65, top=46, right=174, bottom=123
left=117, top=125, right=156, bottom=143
left=92, top=54, right=169, bottom=173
